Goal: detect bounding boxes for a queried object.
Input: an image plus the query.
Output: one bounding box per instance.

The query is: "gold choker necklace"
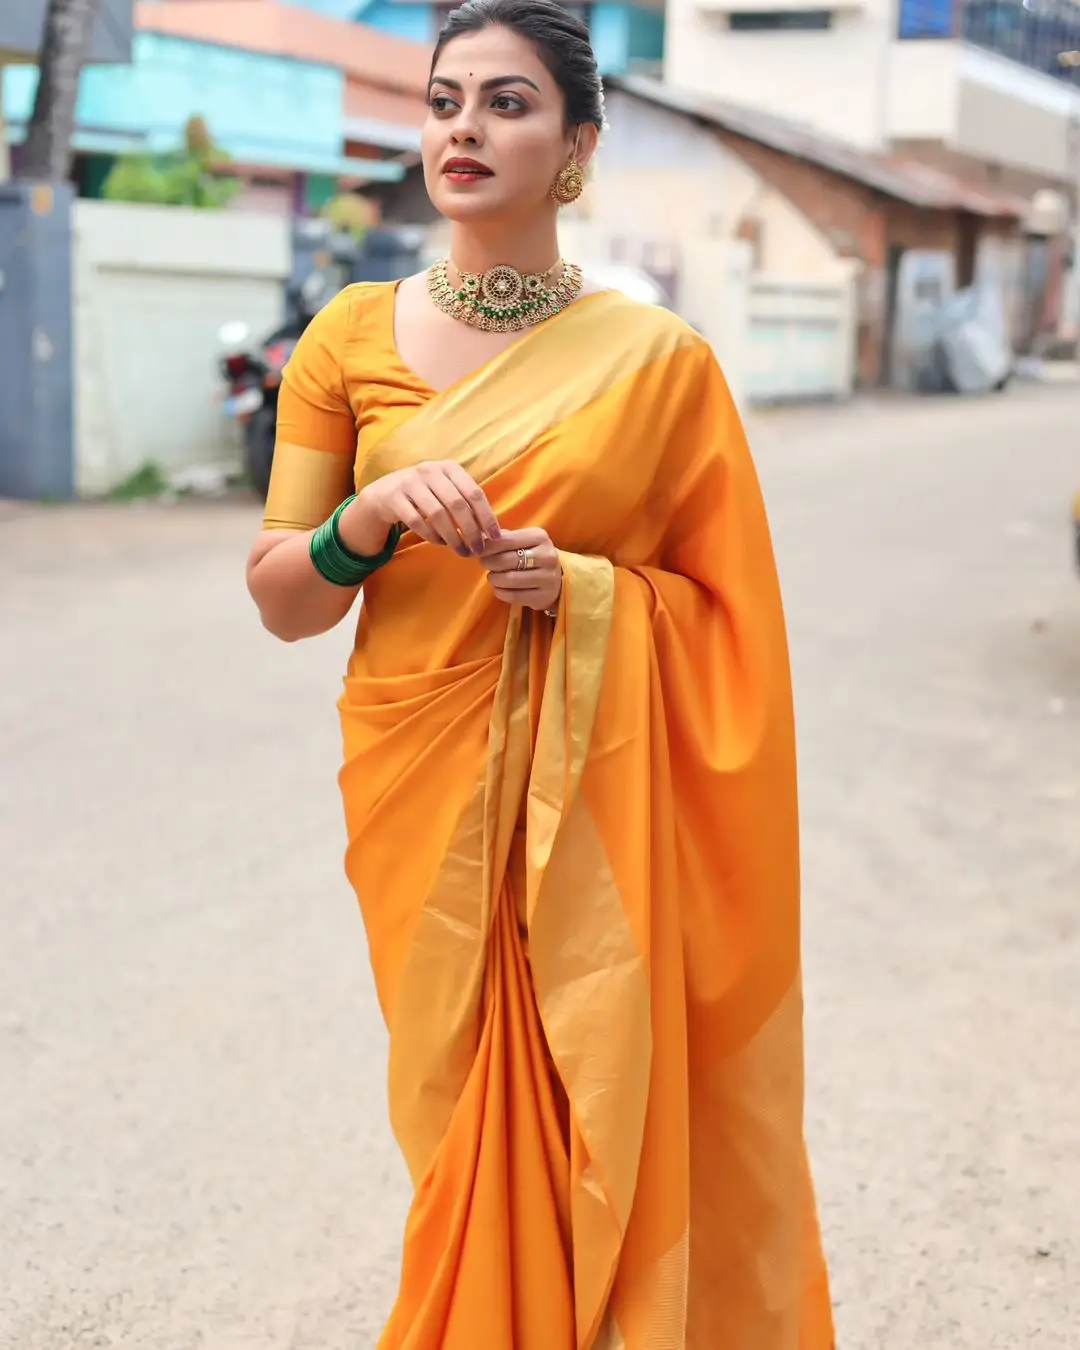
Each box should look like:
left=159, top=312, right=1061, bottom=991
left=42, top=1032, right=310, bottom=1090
left=427, top=258, right=583, bottom=333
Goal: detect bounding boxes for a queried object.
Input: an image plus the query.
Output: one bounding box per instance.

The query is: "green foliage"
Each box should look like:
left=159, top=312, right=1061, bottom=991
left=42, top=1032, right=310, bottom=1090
left=107, top=461, right=170, bottom=502
left=321, top=192, right=376, bottom=242
left=102, top=116, right=240, bottom=210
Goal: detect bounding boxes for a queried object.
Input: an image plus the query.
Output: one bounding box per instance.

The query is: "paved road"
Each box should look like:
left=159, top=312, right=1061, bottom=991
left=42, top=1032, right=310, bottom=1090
left=2, top=386, right=1078, bottom=1349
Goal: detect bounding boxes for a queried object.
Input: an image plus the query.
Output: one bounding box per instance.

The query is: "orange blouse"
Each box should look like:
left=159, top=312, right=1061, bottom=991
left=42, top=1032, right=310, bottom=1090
left=264, top=281, right=438, bottom=533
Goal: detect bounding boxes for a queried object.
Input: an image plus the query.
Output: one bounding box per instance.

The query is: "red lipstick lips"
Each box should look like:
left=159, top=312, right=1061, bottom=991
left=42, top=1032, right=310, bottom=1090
left=443, top=157, right=493, bottom=182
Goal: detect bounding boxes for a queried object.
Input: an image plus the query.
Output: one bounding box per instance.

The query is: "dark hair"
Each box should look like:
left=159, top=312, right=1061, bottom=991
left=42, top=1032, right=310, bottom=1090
left=430, top=0, right=606, bottom=130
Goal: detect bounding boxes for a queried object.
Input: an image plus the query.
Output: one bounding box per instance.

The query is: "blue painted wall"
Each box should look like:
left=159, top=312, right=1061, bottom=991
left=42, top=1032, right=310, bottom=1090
left=279, top=0, right=365, bottom=17
left=625, top=4, right=665, bottom=64
left=352, top=0, right=664, bottom=73
left=590, top=3, right=665, bottom=74
left=358, top=0, right=435, bottom=42
left=4, top=32, right=345, bottom=167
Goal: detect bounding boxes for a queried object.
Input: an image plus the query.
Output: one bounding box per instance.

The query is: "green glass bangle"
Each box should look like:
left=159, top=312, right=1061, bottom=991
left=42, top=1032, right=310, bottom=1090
left=309, top=494, right=401, bottom=587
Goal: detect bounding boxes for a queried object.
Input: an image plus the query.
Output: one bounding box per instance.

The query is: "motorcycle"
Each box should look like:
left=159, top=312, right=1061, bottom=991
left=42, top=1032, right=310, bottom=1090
left=217, top=268, right=338, bottom=499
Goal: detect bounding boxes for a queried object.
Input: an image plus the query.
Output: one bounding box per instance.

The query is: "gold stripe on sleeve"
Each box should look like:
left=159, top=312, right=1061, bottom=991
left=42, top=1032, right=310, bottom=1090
left=262, top=441, right=356, bottom=532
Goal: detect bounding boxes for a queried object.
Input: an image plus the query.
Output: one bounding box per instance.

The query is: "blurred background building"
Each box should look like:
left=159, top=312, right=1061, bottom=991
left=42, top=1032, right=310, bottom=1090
left=0, top=0, right=1076, bottom=503
left=666, top=0, right=1080, bottom=202
left=0, top=0, right=133, bottom=179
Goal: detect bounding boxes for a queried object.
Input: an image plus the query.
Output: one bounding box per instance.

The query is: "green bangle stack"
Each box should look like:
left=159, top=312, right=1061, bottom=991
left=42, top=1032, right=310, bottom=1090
left=309, top=495, right=402, bottom=587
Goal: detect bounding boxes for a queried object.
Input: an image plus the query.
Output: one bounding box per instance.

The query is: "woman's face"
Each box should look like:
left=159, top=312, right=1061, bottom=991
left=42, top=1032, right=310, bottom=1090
left=422, top=26, right=594, bottom=224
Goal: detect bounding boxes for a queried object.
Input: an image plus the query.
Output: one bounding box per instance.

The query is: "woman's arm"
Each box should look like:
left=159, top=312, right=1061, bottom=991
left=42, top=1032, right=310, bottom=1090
left=246, top=493, right=395, bottom=643
left=244, top=289, right=391, bottom=642
left=246, top=286, right=502, bottom=641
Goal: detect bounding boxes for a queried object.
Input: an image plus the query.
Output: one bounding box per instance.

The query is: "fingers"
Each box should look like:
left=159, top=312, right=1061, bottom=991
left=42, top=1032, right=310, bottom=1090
left=441, top=463, right=501, bottom=544
left=483, top=549, right=558, bottom=575
left=488, top=581, right=560, bottom=611
left=411, top=469, right=481, bottom=553
left=389, top=485, right=441, bottom=546
left=478, top=526, right=548, bottom=556
left=394, top=463, right=499, bottom=553
left=489, top=581, right=548, bottom=604
left=480, top=532, right=557, bottom=574
left=486, top=545, right=562, bottom=611
left=393, top=482, right=463, bottom=550
left=485, top=567, right=557, bottom=590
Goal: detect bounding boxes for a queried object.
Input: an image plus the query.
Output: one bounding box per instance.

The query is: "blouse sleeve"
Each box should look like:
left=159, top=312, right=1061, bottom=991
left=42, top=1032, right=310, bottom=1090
left=262, top=287, right=358, bottom=532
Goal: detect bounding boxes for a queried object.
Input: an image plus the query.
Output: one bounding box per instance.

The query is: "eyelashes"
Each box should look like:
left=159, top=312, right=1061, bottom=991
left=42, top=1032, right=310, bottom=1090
left=427, top=95, right=527, bottom=114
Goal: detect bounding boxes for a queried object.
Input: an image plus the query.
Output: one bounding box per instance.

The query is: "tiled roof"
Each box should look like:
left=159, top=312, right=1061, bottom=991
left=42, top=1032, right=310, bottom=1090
left=610, top=74, right=1032, bottom=220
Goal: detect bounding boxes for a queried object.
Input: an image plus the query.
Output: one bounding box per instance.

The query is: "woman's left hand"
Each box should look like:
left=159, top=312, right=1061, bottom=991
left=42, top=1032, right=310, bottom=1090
left=479, top=527, right=563, bottom=612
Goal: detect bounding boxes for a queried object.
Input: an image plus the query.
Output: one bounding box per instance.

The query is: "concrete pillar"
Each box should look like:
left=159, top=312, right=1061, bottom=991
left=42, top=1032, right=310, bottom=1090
left=0, top=66, right=11, bottom=183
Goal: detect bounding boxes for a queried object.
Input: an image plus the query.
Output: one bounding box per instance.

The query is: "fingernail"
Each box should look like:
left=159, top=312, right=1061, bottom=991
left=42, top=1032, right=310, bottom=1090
left=455, top=544, right=470, bottom=557
left=490, top=527, right=502, bottom=539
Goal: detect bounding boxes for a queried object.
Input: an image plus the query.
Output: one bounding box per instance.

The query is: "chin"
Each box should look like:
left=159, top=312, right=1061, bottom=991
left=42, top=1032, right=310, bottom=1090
left=437, top=203, right=509, bottom=226
left=429, top=191, right=505, bottom=223
left=427, top=180, right=547, bottom=226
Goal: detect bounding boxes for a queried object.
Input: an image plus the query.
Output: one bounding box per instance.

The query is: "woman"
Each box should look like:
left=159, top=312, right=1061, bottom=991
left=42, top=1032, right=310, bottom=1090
left=246, top=0, right=833, bottom=1345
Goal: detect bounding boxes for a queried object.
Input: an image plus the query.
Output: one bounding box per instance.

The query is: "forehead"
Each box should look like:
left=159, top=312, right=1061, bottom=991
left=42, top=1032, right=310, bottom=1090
left=431, top=26, right=554, bottom=90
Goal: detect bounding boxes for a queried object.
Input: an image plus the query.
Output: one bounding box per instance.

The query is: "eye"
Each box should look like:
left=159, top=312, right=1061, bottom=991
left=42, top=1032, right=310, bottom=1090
left=429, top=94, right=458, bottom=115
left=491, top=93, right=526, bottom=112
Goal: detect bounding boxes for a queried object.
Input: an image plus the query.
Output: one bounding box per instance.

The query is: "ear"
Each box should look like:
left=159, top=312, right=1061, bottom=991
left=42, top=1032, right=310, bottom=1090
left=572, top=121, right=600, bottom=170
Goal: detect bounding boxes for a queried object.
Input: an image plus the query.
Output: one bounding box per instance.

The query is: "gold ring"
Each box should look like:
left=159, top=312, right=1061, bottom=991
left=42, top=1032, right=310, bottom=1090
left=517, top=548, right=535, bottom=572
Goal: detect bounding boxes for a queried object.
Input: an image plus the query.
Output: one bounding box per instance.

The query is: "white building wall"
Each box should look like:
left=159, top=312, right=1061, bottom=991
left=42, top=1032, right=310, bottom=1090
left=664, top=0, right=1080, bottom=184
left=886, top=40, right=960, bottom=140
left=583, top=89, right=845, bottom=277
left=664, top=0, right=893, bottom=149
left=72, top=200, right=291, bottom=494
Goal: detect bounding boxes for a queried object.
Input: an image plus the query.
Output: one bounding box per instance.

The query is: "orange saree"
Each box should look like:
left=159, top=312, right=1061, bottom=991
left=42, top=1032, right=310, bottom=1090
left=264, top=284, right=833, bottom=1350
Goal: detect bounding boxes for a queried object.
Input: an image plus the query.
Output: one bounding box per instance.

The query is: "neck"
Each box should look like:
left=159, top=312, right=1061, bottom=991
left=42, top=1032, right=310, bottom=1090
left=448, top=216, right=561, bottom=275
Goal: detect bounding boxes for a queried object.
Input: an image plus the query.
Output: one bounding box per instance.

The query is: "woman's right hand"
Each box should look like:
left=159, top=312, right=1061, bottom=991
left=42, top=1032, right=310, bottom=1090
left=350, top=462, right=501, bottom=556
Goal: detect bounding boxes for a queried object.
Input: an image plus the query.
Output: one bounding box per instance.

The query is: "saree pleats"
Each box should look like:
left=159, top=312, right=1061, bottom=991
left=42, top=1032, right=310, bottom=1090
left=328, top=291, right=833, bottom=1349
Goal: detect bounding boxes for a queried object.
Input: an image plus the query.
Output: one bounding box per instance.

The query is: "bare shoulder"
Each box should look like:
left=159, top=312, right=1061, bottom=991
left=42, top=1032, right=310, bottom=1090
left=394, top=270, right=430, bottom=307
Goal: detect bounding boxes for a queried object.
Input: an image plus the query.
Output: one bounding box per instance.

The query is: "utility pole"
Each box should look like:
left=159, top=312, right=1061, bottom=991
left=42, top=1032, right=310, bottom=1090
left=17, top=0, right=100, bottom=182
left=1063, top=111, right=1080, bottom=348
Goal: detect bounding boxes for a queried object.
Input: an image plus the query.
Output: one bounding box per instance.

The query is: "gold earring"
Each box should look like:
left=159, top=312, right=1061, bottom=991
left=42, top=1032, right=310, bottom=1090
left=551, top=159, right=585, bottom=206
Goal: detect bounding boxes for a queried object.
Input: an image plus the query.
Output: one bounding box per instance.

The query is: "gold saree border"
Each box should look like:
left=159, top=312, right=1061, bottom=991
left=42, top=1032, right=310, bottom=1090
left=527, top=554, right=654, bottom=1348
left=357, top=293, right=699, bottom=492
left=525, top=552, right=614, bottom=895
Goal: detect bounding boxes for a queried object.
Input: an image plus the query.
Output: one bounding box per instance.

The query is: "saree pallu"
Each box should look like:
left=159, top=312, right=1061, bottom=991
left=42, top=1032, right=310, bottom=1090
left=337, top=293, right=833, bottom=1350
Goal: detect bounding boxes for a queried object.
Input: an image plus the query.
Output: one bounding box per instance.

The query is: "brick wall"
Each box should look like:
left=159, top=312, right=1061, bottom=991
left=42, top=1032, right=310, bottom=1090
left=713, top=129, right=1019, bottom=386
left=716, top=131, right=886, bottom=265
left=881, top=203, right=958, bottom=257
left=715, top=131, right=888, bottom=385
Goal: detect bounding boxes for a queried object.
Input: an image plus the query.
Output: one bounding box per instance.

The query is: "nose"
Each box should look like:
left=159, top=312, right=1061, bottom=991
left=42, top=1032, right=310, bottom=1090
left=450, top=119, right=483, bottom=147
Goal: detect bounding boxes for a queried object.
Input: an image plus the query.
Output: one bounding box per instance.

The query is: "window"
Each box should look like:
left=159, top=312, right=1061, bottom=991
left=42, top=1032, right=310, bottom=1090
left=728, top=9, right=833, bottom=29
left=934, top=0, right=1080, bottom=87
left=897, top=0, right=954, bottom=38
left=432, top=0, right=592, bottom=34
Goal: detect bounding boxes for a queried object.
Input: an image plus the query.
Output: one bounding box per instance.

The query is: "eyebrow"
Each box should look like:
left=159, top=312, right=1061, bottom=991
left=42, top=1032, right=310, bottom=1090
left=428, top=74, right=541, bottom=94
